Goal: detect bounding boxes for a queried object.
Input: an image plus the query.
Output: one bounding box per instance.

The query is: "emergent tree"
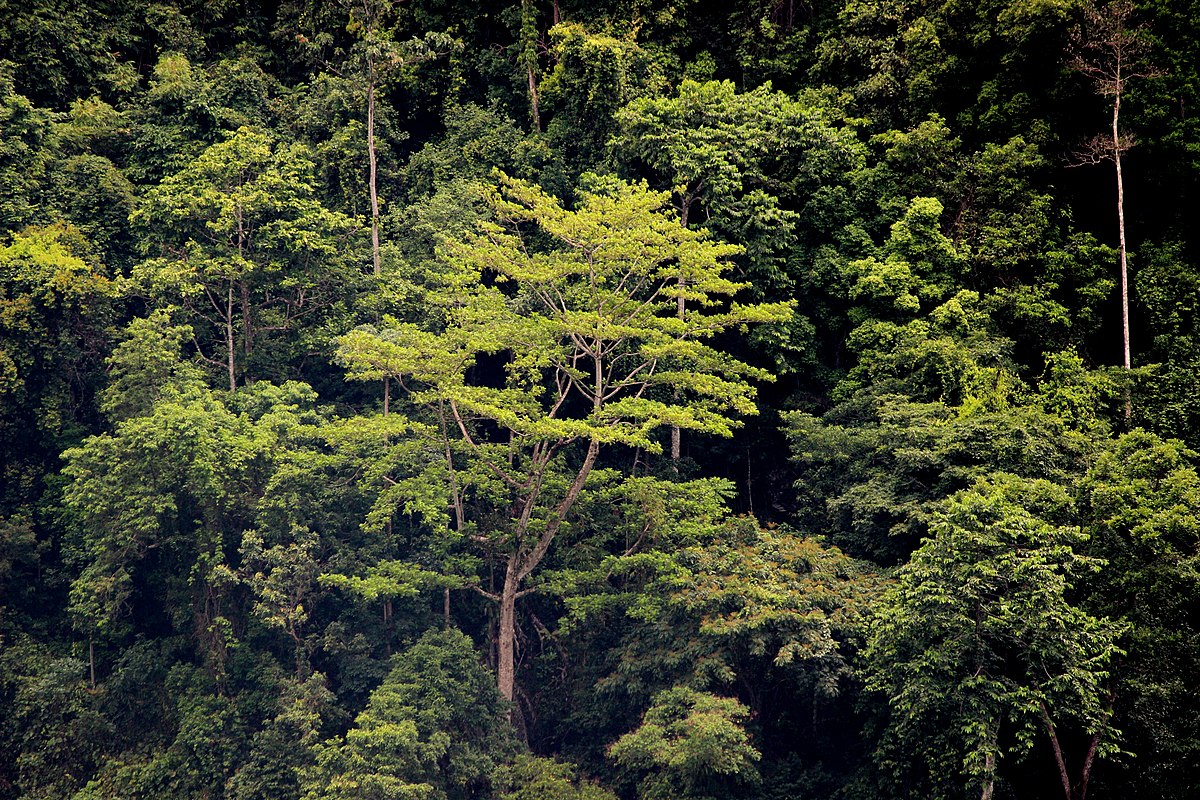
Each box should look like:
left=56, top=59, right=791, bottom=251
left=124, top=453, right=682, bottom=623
left=336, top=173, right=792, bottom=704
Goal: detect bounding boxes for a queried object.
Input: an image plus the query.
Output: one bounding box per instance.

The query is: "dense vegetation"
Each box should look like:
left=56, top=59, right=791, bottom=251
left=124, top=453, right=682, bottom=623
left=3, top=1, right=1200, bottom=798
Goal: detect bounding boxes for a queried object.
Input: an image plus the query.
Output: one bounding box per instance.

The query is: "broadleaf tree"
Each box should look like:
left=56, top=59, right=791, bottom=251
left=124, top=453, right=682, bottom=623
left=336, top=172, right=792, bottom=704
left=866, top=473, right=1126, bottom=800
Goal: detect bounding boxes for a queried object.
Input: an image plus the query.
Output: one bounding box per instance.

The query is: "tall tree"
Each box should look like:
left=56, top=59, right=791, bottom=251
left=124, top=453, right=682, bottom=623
left=132, top=127, right=361, bottom=390
left=336, top=173, right=791, bottom=704
left=866, top=474, right=1125, bottom=800
left=343, top=2, right=455, bottom=275
left=1070, top=0, right=1161, bottom=420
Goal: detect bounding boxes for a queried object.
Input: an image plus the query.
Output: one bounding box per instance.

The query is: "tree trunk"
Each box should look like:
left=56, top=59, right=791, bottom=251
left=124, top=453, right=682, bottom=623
left=226, top=281, right=237, bottom=391
left=1042, top=703, right=1074, bottom=800
left=493, top=439, right=599, bottom=706
left=527, top=64, right=541, bottom=133
left=980, top=749, right=995, bottom=800
left=671, top=198, right=692, bottom=462
left=367, top=70, right=382, bottom=276
left=497, top=555, right=520, bottom=705
left=521, top=0, right=541, bottom=133
left=1113, top=91, right=1132, bottom=422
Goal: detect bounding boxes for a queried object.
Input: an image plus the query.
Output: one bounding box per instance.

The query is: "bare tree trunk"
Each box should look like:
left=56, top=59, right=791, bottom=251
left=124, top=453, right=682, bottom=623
left=521, top=0, right=541, bottom=133
left=1114, top=91, right=1133, bottom=422
left=226, top=281, right=237, bottom=391
left=527, top=64, right=541, bottom=133
left=497, top=555, right=520, bottom=704
left=367, top=75, right=382, bottom=275
left=1077, top=728, right=1103, bottom=800
left=1042, top=703, right=1074, bottom=800
left=1071, top=0, right=1158, bottom=422
left=494, top=439, right=599, bottom=706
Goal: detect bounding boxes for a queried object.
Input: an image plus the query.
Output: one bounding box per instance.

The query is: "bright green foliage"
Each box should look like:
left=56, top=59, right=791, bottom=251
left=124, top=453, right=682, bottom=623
left=866, top=473, right=1126, bottom=798
left=608, top=686, right=760, bottom=800
left=854, top=115, right=1116, bottom=354
left=1078, top=431, right=1200, bottom=796
left=840, top=289, right=1012, bottom=404
left=0, top=223, right=116, bottom=508
left=337, top=171, right=789, bottom=701
left=493, top=754, right=617, bottom=800
left=303, top=629, right=517, bottom=800
left=340, top=173, right=788, bottom=451
left=132, top=126, right=363, bottom=388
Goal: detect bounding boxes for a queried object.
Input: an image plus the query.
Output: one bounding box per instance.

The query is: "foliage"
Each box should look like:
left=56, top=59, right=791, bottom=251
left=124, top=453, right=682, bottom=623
left=2, top=2, right=1200, bottom=799
left=866, top=473, right=1126, bottom=799
left=608, top=686, right=761, bottom=800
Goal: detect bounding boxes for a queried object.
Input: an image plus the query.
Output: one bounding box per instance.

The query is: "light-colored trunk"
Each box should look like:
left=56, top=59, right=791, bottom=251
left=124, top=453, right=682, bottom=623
left=527, top=64, right=541, bottom=133
left=1042, top=702, right=1074, bottom=800
left=497, top=556, right=520, bottom=703
left=671, top=199, right=691, bottom=462
left=494, top=438, right=599, bottom=705
left=1114, top=91, right=1132, bottom=422
left=226, top=281, right=236, bottom=391
left=367, top=72, right=382, bottom=276
left=522, top=0, right=541, bottom=132
left=980, top=749, right=995, bottom=800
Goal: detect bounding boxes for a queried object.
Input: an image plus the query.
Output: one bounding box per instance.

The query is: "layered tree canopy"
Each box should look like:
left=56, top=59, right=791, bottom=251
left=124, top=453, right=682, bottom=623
left=3, top=1, right=1200, bottom=799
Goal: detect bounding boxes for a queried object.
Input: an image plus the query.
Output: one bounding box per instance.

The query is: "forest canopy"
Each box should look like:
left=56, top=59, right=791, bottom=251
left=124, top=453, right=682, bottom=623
left=2, top=1, right=1200, bottom=799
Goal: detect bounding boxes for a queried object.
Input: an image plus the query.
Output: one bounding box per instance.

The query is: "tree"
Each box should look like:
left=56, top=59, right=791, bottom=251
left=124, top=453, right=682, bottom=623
left=1070, top=0, right=1161, bottom=420
left=0, top=223, right=116, bottom=509
left=302, top=628, right=517, bottom=800
left=866, top=474, right=1125, bottom=800
left=339, top=1, right=455, bottom=275
left=1078, top=431, right=1200, bottom=797
left=492, top=754, right=617, bottom=800
left=607, top=687, right=760, bottom=800
left=336, top=173, right=791, bottom=704
left=0, top=62, right=53, bottom=235
left=616, top=80, right=860, bottom=453
left=132, top=127, right=362, bottom=391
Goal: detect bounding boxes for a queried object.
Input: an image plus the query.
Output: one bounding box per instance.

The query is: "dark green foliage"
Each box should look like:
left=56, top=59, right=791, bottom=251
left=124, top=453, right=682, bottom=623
left=302, top=629, right=518, bottom=800
left=865, top=473, right=1125, bottom=799
left=3, top=2, right=1200, bottom=799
